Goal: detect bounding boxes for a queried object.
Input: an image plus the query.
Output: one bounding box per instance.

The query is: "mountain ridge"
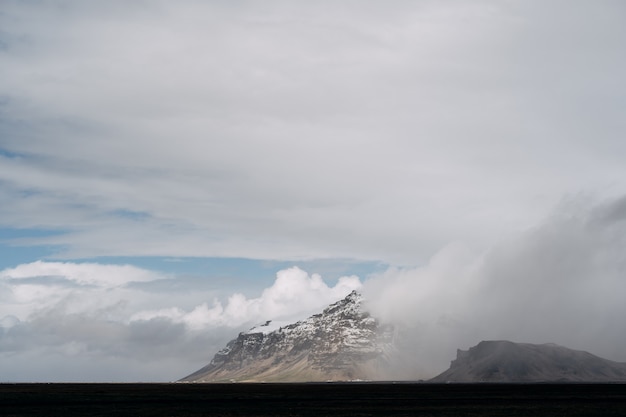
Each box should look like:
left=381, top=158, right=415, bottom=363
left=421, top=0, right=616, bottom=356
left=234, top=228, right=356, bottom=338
left=181, top=291, right=394, bottom=382
left=181, top=293, right=626, bottom=383
left=430, top=340, right=626, bottom=383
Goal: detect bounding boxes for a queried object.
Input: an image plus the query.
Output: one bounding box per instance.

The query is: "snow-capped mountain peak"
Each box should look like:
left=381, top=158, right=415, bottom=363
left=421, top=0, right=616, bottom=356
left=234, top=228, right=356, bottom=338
left=181, top=290, right=393, bottom=382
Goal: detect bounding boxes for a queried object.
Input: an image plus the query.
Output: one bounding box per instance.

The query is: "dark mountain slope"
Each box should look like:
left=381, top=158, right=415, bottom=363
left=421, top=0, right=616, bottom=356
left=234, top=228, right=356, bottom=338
left=430, top=340, right=626, bottom=383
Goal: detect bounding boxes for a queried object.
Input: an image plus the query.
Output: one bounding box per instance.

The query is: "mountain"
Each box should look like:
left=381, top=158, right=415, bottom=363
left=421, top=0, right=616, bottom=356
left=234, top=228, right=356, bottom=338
left=430, top=340, right=626, bottom=383
left=181, top=291, right=394, bottom=382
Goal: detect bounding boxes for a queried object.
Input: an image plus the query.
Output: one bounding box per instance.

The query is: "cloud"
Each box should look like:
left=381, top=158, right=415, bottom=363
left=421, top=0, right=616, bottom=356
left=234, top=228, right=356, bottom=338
left=363, top=194, right=626, bottom=378
left=130, top=266, right=361, bottom=329
left=1, top=1, right=625, bottom=265
left=2, top=196, right=625, bottom=381
left=2, top=260, right=164, bottom=287
left=0, top=261, right=167, bottom=321
left=1, top=0, right=626, bottom=382
left=0, top=262, right=360, bottom=381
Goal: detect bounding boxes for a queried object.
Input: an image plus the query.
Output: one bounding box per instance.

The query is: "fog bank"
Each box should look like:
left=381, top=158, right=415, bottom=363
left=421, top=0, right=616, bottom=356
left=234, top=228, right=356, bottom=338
left=364, top=195, right=626, bottom=378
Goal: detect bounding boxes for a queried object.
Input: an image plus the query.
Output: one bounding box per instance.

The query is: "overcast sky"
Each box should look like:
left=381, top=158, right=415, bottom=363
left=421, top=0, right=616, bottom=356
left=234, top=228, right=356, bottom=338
left=1, top=0, right=626, bottom=382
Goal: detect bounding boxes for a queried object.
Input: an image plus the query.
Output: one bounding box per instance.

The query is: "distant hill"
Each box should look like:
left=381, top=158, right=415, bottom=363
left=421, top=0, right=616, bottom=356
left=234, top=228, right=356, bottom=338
left=430, top=340, right=626, bottom=383
left=180, top=291, right=393, bottom=382
left=180, top=293, right=626, bottom=384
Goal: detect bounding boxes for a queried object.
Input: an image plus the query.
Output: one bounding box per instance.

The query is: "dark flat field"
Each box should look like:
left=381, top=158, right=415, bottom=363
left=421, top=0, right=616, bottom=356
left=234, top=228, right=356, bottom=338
left=1, top=382, right=625, bottom=416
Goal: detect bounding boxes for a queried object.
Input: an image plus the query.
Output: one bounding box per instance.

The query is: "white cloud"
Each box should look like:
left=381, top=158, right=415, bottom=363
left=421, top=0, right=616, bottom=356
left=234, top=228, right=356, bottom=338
left=0, top=1, right=624, bottom=264
left=0, top=261, right=167, bottom=321
left=2, top=196, right=626, bottom=381
left=0, top=262, right=360, bottom=381
left=131, top=266, right=361, bottom=329
left=1, top=0, right=626, bottom=382
left=1, top=261, right=164, bottom=287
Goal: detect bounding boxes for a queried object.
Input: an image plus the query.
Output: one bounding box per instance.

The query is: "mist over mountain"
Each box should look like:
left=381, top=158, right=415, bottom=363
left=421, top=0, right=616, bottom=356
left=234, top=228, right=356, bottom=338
left=181, top=291, right=394, bottom=382
left=430, top=340, right=626, bottom=383
left=362, top=195, right=626, bottom=377
left=182, top=292, right=626, bottom=383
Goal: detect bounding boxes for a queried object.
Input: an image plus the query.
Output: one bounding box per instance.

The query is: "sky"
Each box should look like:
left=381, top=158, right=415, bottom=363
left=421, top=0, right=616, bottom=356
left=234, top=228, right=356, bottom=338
left=1, top=0, right=626, bottom=382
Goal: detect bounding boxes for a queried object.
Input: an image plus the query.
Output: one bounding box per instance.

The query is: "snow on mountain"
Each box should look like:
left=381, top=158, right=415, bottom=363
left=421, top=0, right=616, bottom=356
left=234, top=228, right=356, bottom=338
left=180, top=291, right=394, bottom=382
left=180, top=294, right=626, bottom=384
